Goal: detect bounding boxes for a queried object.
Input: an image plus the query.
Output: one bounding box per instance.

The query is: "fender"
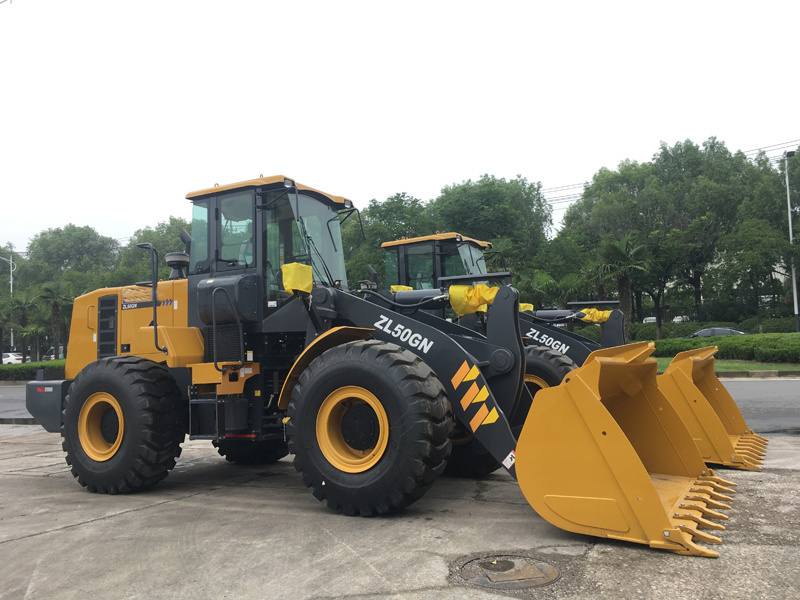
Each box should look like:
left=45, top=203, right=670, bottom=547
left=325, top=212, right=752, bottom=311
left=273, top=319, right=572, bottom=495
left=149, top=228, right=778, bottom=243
left=277, top=326, right=373, bottom=409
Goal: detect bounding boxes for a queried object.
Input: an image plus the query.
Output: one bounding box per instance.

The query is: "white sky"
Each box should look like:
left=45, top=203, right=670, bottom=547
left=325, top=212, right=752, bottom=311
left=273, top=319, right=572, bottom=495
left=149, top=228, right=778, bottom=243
left=1, top=0, right=798, bottom=254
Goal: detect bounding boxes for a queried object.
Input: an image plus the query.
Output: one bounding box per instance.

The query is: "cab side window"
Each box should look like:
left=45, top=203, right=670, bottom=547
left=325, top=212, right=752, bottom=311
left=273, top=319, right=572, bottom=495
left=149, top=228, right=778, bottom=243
left=218, top=191, right=255, bottom=269
left=406, top=243, right=435, bottom=289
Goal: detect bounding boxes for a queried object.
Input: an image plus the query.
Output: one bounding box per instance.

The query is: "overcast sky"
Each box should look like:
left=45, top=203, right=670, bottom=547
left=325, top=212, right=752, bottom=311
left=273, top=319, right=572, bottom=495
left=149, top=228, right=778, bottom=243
left=1, top=0, right=798, bottom=255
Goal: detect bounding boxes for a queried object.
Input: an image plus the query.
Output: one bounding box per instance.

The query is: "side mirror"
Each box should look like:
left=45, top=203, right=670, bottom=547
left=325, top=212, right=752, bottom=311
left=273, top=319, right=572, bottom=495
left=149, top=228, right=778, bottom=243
left=180, top=229, right=192, bottom=254
left=367, top=265, right=378, bottom=286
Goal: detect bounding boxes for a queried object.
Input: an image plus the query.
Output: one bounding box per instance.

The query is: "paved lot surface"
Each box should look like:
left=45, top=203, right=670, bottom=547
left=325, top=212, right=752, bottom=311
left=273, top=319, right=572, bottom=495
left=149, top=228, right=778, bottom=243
left=1, top=425, right=798, bottom=600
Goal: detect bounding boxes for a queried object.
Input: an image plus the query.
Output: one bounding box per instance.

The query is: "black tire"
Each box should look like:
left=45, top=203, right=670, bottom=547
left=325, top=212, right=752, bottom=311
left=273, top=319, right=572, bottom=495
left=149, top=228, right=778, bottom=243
left=444, top=434, right=501, bottom=478
left=446, top=345, right=577, bottom=479
left=287, top=339, right=452, bottom=516
left=510, top=345, right=577, bottom=429
left=213, top=439, right=289, bottom=465
left=62, top=356, right=185, bottom=494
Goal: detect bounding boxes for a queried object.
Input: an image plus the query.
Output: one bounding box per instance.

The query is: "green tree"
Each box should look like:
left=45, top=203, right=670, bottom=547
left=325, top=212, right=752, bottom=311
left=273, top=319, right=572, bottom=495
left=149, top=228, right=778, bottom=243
left=24, top=224, right=119, bottom=286
left=592, top=234, right=649, bottom=339
left=647, top=138, right=749, bottom=307
left=116, top=217, right=191, bottom=285
left=38, top=281, right=74, bottom=361
left=20, top=323, right=47, bottom=361
left=430, top=175, right=552, bottom=263
left=715, top=219, right=790, bottom=332
left=343, top=193, right=435, bottom=287
left=9, top=291, right=41, bottom=360
left=564, top=160, right=653, bottom=247
left=0, top=298, right=10, bottom=353
left=634, top=229, right=685, bottom=339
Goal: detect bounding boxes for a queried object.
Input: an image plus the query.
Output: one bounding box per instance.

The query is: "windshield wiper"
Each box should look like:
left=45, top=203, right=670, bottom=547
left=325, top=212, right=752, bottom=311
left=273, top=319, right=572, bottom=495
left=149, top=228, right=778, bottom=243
left=306, top=235, right=335, bottom=286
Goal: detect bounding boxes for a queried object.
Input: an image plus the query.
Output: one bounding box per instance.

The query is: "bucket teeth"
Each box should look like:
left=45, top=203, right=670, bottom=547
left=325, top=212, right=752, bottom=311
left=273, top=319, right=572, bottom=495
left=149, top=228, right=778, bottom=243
left=739, top=443, right=768, bottom=454
left=685, top=494, right=731, bottom=511
left=736, top=452, right=764, bottom=464
left=699, top=473, right=737, bottom=488
left=674, top=510, right=726, bottom=531
left=737, top=438, right=767, bottom=451
left=679, top=501, right=729, bottom=521
left=690, top=485, right=734, bottom=502
left=676, top=525, right=723, bottom=545
left=745, top=431, right=769, bottom=445
left=658, top=529, right=720, bottom=557
left=695, top=479, right=737, bottom=495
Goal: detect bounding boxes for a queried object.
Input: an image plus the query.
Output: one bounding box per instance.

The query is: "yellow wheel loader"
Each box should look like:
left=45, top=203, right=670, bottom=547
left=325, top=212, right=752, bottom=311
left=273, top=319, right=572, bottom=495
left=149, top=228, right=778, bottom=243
left=27, top=176, right=739, bottom=556
left=381, top=232, right=767, bottom=472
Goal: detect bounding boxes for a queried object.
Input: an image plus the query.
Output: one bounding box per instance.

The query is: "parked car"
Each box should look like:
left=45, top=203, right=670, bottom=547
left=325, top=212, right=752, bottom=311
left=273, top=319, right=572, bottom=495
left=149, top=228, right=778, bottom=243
left=642, top=317, right=657, bottom=323
left=2, top=352, right=23, bottom=365
left=672, top=315, right=691, bottom=323
left=688, top=327, right=749, bottom=338
left=42, top=348, right=55, bottom=361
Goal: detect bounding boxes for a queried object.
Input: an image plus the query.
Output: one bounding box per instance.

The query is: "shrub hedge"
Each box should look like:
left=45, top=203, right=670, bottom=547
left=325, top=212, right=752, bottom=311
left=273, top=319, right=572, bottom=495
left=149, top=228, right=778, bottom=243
left=0, top=360, right=66, bottom=382
left=651, top=333, right=800, bottom=363
left=3, top=317, right=799, bottom=381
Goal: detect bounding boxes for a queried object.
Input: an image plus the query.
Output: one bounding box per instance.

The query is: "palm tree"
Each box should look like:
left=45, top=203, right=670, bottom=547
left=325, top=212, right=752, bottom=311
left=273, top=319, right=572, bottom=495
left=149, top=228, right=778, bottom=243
left=9, top=291, right=41, bottom=361
left=0, top=298, right=10, bottom=353
left=593, top=234, right=650, bottom=340
left=20, top=324, right=46, bottom=361
left=39, top=281, right=74, bottom=360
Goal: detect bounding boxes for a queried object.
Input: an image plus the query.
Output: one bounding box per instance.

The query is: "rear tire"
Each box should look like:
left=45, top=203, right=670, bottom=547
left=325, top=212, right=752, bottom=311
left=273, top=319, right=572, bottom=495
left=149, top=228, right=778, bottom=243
left=213, top=439, right=289, bottom=465
left=288, top=339, right=452, bottom=516
left=62, top=357, right=185, bottom=494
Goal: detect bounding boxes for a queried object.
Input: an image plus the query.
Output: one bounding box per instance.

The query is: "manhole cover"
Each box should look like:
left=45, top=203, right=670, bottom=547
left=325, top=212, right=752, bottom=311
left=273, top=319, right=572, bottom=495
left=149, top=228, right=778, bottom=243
left=459, top=555, right=560, bottom=590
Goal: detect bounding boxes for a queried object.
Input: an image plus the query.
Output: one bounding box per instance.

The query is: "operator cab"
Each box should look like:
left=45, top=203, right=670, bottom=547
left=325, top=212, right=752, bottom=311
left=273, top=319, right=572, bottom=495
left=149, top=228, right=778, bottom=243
left=382, top=232, right=507, bottom=290
left=186, top=176, right=350, bottom=325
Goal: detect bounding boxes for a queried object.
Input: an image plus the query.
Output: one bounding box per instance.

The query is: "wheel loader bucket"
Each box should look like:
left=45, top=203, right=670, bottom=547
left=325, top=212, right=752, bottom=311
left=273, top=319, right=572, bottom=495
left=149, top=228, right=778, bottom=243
left=515, top=343, right=736, bottom=557
left=658, top=347, right=767, bottom=470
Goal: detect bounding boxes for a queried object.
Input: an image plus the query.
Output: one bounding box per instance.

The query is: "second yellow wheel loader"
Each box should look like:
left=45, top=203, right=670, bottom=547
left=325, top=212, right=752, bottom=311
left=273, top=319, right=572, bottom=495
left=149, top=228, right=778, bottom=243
left=27, top=176, right=744, bottom=556
left=381, top=232, right=768, bottom=472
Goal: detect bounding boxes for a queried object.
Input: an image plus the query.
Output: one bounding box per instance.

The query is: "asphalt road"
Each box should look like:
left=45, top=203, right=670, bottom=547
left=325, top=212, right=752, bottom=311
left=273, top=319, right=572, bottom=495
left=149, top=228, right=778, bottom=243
left=0, top=376, right=799, bottom=599
left=721, top=379, right=800, bottom=435
left=4, top=377, right=799, bottom=434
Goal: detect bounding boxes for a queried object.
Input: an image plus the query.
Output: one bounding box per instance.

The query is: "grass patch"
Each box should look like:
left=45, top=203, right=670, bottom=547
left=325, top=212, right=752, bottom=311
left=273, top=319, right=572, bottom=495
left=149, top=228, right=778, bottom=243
left=654, top=356, right=800, bottom=372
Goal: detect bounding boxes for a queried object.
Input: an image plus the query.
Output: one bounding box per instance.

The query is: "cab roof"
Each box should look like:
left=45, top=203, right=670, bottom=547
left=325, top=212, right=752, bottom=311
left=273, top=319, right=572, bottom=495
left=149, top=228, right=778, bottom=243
left=380, top=232, right=492, bottom=249
left=186, top=175, right=351, bottom=206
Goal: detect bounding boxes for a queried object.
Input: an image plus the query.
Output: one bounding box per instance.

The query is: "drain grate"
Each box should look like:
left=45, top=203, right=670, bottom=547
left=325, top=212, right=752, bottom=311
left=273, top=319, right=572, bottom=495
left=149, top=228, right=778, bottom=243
left=458, top=554, right=560, bottom=590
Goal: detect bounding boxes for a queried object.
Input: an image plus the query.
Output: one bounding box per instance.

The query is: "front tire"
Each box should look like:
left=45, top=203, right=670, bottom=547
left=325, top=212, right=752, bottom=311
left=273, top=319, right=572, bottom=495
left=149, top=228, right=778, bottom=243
left=287, top=340, right=452, bottom=516
left=62, top=357, right=185, bottom=494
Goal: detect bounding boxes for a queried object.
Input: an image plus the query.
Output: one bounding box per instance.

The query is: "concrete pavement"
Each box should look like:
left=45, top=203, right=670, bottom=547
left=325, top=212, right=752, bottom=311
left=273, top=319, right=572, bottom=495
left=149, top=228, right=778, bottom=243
left=1, top=425, right=798, bottom=600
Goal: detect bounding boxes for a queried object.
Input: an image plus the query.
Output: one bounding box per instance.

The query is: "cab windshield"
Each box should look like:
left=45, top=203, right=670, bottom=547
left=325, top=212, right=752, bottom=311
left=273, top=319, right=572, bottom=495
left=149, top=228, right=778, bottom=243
left=262, top=191, right=348, bottom=290
left=442, top=242, right=489, bottom=277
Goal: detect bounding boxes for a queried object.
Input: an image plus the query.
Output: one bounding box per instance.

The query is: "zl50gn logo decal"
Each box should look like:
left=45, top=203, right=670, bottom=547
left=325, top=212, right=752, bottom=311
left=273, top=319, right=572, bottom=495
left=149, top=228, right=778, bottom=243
left=525, top=327, right=570, bottom=355
left=121, top=299, right=176, bottom=311
left=373, top=315, right=434, bottom=354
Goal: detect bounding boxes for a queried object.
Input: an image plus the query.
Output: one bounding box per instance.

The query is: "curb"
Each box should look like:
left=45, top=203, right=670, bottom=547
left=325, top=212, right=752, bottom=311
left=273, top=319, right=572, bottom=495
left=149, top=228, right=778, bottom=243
left=716, top=371, right=800, bottom=378
left=0, top=418, right=38, bottom=425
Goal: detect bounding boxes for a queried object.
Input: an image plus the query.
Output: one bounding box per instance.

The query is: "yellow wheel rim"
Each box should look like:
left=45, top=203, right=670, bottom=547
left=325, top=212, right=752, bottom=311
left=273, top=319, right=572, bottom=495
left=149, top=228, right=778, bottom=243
left=78, top=392, right=124, bottom=462
left=525, top=373, right=550, bottom=395
left=316, top=386, right=389, bottom=473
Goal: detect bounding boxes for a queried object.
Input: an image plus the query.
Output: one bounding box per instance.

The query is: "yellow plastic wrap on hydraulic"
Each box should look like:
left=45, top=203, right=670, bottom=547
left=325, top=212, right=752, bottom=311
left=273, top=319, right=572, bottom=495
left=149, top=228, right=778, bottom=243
left=281, top=262, right=313, bottom=294
left=390, top=285, right=413, bottom=292
left=449, top=284, right=499, bottom=316
left=520, top=303, right=534, bottom=313
left=515, top=342, right=737, bottom=557
left=579, top=308, right=612, bottom=323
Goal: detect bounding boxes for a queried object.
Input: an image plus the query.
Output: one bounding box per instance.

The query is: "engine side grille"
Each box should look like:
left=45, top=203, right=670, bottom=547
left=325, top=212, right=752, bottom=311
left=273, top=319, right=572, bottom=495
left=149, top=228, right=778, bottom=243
left=204, top=324, right=242, bottom=363
left=97, top=295, right=118, bottom=359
